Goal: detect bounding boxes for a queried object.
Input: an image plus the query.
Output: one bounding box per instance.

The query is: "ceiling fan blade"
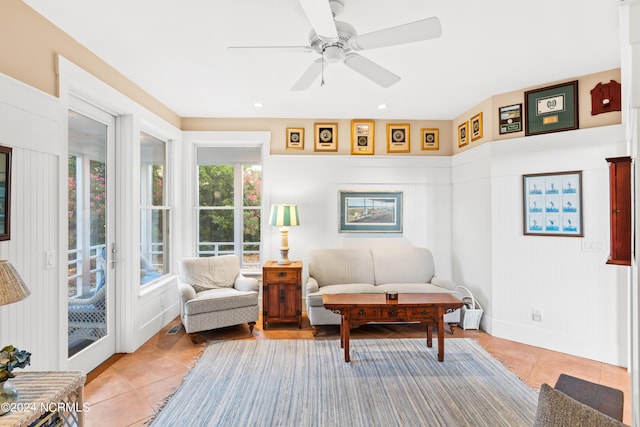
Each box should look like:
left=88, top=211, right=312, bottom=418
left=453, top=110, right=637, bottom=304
left=227, top=46, right=313, bottom=54
left=343, top=53, right=400, bottom=88
left=291, top=58, right=326, bottom=91
left=351, top=17, right=442, bottom=51
left=299, top=0, right=339, bottom=41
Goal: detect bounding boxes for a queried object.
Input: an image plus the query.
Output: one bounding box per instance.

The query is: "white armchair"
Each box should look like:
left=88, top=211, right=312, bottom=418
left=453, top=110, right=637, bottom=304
left=178, top=255, right=259, bottom=343
left=68, top=285, right=107, bottom=342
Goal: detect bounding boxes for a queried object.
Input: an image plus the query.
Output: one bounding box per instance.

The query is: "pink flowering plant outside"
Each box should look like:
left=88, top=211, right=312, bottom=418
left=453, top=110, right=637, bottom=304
left=0, top=345, right=31, bottom=382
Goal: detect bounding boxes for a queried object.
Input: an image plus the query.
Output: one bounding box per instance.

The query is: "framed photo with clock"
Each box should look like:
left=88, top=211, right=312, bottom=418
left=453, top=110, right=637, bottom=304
left=286, top=127, right=304, bottom=150
left=470, top=112, right=483, bottom=142
left=386, top=123, right=410, bottom=153
left=421, top=128, right=439, bottom=150
left=458, top=121, right=469, bottom=147
left=314, top=122, right=338, bottom=152
left=351, top=119, right=375, bottom=155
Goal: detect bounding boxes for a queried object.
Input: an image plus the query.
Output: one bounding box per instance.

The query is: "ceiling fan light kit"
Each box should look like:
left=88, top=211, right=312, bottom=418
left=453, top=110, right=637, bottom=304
left=229, top=0, right=442, bottom=90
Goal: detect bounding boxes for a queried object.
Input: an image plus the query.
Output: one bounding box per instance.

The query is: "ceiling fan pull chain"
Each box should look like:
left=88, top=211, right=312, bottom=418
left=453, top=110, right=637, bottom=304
left=321, top=49, right=325, bottom=86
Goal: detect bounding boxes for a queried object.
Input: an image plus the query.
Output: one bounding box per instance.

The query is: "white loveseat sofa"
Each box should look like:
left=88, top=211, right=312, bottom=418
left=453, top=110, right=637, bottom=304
left=305, top=247, right=461, bottom=334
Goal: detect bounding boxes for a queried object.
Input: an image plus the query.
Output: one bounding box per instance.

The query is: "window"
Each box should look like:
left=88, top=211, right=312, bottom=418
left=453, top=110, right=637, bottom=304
left=196, top=147, right=262, bottom=269
left=67, top=110, right=108, bottom=299
left=140, top=132, right=170, bottom=285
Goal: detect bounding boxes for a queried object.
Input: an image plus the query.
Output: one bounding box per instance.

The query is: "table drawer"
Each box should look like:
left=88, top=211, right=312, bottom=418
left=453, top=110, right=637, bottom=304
left=409, top=307, right=438, bottom=322
left=264, top=269, right=299, bottom=283
left=379, top=307, right=408, bottom=319
left=349, top=307, right=380, bottom=319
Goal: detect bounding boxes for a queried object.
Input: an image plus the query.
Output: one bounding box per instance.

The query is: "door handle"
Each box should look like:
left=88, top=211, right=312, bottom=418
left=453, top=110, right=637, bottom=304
left=109, top=243, right=118, bottom=268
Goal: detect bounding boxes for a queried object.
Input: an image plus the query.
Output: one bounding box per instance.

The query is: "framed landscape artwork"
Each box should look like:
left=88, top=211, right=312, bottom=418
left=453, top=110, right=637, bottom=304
left=524, top=81, right=579, bottom=136
left=314, top=123, right=338, bottom=152
left=339, top=191, right=403, bottom=233
left=523, top=171, right=583, bottom=237
left=0, top=146, right=11, bottom=241
left=386, top=123, right=410, bottom=153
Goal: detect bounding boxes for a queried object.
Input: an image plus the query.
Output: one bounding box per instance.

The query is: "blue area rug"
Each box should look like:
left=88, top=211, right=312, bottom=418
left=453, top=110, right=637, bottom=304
left=150, top=338, right=538, bottom=426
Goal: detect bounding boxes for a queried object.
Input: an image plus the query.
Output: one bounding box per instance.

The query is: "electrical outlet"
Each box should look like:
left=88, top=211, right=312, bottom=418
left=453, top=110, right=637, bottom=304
left=532, top=308, right=543, bottom=322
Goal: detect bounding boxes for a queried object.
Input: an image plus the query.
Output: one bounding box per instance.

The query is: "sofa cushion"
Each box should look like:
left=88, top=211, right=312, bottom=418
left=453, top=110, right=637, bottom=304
left=370, top=248, right=435, bottom=285
left=184, top=288, right=258, bottom=315
left=533, top=383, right=627, bottom=427
left=376, top=283, right=461, bottom=297
left=306, top=283, right=380, bottom=307
left=179, top=255, right=239, bottom=292
left=308, top=249, right=374, bottom=287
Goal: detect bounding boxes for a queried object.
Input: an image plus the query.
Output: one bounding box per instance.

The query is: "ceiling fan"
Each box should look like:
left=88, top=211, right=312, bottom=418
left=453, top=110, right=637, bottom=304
left=228, top=0, right=442, bottom=90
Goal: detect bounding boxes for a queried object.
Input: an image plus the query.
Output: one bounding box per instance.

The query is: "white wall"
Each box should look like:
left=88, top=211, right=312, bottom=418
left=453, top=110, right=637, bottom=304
left=261, top=155, right=455, bottom=281
left=453, top=124, right=629, bottom=366
left=451, top=145, right=493, bottom=331
left=0, top=73, right=64, bottom=370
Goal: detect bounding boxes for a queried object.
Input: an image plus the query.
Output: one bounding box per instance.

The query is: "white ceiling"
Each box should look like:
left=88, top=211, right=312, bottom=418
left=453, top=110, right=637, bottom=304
left=23, top=0, right=621, bottom=120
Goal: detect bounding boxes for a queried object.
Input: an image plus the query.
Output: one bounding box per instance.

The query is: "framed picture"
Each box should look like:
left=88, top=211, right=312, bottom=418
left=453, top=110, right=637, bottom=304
left=351, top=119, right=375, bottom=155
left=525, top=80, right=579, bottom=136
left=314, top=122, right=338, bottom=152
left=421, top=128, right=439, bottom=150
left=523, top=171, right=583, bottom=237
left=0, top=146, right=11, bottom=241
left=386, top=123, right=410, bottom=153
left=339, top=191, right=403, bottom=233
left=470, top=112, right=483, bottom=141
left=286, top=127, right=304, bottom=150
left=458, top=121, right=468, bottom=147
left=499, top=103, right=523, bottom=134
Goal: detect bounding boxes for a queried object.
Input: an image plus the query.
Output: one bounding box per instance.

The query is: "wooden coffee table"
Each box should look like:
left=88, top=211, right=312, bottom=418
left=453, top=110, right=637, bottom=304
left=322, top=293, right=463, bottom=362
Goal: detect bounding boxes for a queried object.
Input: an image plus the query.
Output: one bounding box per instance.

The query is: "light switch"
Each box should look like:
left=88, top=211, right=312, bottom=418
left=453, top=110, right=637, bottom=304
left=45, top=250, right=55, bottom=269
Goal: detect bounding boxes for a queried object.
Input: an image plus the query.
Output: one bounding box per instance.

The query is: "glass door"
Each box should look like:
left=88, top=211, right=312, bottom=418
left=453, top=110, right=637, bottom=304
left=67, top=99, right=116, bottom=372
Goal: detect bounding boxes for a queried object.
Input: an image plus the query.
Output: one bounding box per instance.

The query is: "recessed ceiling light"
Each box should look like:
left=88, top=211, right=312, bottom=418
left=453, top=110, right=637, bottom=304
left=378, top=104, right=387, bottom=109
left=254, top=102, right=263, bottom=108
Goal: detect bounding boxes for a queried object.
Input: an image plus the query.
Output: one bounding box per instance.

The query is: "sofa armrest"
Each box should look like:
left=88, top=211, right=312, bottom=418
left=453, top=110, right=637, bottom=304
left=305, top=277, right=319, bottom=295
left=430, top=276, right=457, bottom=291
left=178, top=281, right=197, bottom=304
left=234, top=275, right=259, bottom=292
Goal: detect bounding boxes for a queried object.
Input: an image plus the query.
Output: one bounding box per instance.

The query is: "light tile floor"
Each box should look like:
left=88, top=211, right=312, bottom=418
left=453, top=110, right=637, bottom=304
left=83, top=315, right=632, bottom=426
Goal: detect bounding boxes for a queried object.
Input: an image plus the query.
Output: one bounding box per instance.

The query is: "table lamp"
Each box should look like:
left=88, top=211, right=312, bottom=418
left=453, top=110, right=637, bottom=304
left=269, top=204, right=300, bottom=265
left=0, top=261, right=30, bottom=307
left=0, top=260, right=30, bottom=410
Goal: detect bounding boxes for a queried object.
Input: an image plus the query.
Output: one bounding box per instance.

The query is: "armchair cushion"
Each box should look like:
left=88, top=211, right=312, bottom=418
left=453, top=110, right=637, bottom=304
left=184, top=288, right=258, bottom=316
left=179, top=255, right=239, bottom=292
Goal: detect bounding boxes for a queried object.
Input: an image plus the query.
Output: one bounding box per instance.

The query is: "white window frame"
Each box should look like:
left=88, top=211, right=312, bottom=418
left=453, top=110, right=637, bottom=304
left=195, top=162, right=262, bottom=269
left=140, top=131, right=172, bottom=285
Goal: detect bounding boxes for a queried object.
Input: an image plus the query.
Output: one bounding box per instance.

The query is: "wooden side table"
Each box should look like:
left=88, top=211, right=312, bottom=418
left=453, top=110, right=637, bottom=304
left=0, top=371, right=86, bottom=427
left=262, top=261, right=302, bottom=329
